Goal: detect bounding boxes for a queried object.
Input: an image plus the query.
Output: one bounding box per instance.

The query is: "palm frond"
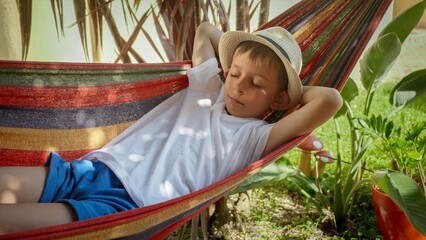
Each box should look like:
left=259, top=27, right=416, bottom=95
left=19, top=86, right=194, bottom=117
left=97, top=0, right=131, bottom=63
left=16, top=0, right=32, bottom=60
left=114, top=7, right=151, bottom=63
left=50, top=0, right=65, bottom=39
left=175, top=0, right=193, bottom=61
left=72, top=0, right=90, bottom=61
left=152, top=5, right=175, bottom=61
left=141, top=27, right=165, bottom=62
left=133, top=0, right=142, bottom=11
left=88, top=0, right=103, bottom=62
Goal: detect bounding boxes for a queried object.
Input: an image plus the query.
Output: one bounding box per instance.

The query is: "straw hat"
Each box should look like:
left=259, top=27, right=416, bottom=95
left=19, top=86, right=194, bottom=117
left=218, top=27, right=303, bottom=109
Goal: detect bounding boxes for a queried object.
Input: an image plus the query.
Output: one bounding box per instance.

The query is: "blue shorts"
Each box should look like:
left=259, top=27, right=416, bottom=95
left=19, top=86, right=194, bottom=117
left=39, top=152, right=138, bottom=220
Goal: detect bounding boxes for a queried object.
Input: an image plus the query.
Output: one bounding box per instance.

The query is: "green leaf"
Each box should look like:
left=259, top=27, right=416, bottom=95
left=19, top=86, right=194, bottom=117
left=232, top=162, right=298, bottom=194
left=377, top=114, right=384, bottom=133
left=340, top=77, right=359, bottom=102
left=390, top=69, right=426, bottom=107
left=335, top=78, right=359, bottom=117
left=357, top=117, right=369, bottom=129
left=334, top=101, right=348, bottom=119
left=360, top=33, right=401, bottom=114
left=406, top=151, right=421, bottom=160
left=372, top=170, right=426, bottom=235
left=407, top=121, right=426, bottom=141
left=378, top=0, right=426, bottom=44
left=385, top=120, right=394, bottom=139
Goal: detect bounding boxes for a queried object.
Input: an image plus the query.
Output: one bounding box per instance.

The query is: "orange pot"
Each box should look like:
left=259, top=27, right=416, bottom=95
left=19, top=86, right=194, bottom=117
left=372, top=184, right=426, bottom=240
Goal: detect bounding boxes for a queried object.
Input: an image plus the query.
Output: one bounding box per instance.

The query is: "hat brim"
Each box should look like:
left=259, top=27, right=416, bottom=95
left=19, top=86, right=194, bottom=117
left=218, top=30, right=303, bottom=109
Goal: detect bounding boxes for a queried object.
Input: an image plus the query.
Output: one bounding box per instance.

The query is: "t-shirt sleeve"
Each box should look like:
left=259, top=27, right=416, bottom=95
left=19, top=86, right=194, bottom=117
left=221, top=122, right=274, bottom=178
left=187, top=58, right=222, bottom=92
left=237, top=123, right=274, bottom=164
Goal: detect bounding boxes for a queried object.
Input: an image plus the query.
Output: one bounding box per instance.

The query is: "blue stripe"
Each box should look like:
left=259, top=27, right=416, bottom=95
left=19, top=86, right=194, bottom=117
left=0, top=94, right=173, bottom=129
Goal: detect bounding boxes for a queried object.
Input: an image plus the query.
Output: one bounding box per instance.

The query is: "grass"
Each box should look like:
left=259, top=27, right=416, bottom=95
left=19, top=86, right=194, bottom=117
left=210, top=80, right=425, bottom=239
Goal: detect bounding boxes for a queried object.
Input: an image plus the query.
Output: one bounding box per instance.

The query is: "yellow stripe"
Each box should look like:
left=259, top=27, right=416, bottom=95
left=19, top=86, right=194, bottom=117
left=293, top=1, right=341, bottom=41
left=0, top=122, right=133, bottom=151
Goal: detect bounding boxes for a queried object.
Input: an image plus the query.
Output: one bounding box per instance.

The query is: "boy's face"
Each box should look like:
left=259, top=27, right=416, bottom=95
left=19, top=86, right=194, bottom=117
left=224, top=51, right=288, bottom=119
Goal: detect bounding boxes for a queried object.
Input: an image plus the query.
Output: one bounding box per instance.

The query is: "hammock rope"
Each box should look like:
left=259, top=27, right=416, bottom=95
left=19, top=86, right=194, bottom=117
left=0, top=0, right=391, bottom=239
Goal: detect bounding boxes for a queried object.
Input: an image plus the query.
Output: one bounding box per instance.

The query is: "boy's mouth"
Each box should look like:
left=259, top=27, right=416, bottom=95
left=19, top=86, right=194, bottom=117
left=228, top=95, right=244, bottom=106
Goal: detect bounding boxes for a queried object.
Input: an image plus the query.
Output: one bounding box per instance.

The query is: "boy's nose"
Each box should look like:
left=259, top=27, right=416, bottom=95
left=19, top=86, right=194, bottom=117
left=235, top=78, right=247, bottom=94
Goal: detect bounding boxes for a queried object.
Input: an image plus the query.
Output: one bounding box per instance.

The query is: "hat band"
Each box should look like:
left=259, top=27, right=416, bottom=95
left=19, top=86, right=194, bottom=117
left=257, top=35, right=292, bottom=64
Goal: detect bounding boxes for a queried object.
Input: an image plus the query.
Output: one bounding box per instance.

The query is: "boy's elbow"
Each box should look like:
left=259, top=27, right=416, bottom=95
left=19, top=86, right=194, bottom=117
left=326, top=88, right=343, bottom=113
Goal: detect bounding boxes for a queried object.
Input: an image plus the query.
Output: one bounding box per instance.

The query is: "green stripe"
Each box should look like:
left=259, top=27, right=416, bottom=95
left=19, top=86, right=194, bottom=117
left=302, top=0, right=358, bottom=64
left=0, top=67, right=189, bottom=87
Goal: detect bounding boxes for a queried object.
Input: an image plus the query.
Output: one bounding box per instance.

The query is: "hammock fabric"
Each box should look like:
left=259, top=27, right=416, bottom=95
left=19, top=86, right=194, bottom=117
left=0, top=0, right=391, bottom=239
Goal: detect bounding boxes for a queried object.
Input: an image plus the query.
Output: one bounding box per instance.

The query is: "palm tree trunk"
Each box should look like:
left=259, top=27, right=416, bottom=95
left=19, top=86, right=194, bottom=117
left=236, top=0, right=247, bottom=31
left=258, top=0, right=270, bottom=27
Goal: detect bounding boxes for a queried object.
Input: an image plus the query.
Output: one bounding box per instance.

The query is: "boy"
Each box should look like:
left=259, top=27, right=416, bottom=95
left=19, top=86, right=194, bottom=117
left=0, top=22, right=342, bottom=232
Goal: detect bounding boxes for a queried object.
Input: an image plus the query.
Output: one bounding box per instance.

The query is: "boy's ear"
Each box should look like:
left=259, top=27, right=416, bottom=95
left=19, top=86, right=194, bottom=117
left=270, top=91, right=290, bottom=110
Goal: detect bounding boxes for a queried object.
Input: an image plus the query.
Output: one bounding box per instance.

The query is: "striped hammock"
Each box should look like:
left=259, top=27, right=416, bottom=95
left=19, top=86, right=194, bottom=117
left=0, top=0, right=391, bottom=239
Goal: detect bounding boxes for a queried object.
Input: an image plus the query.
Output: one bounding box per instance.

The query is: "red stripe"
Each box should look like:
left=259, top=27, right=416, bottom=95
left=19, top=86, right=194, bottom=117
left=0, top=75, right=189, bottom=108
left=0, top=148, right=98, bottom=166
left=0, top=60, right=192, bottom=70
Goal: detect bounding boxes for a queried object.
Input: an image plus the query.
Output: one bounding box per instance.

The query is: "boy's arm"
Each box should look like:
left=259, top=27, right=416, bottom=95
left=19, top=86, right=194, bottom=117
left=263, top=86, right=343, bottom=156
left=192, top=22, right=223, bottom=67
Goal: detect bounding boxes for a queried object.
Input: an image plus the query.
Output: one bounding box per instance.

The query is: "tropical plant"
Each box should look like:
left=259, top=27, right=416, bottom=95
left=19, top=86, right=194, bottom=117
left=332, top=1, right=426, bottom=234
left=365, top=78, right=426, bottom=235
left=232, top=0, right=426, bottom=234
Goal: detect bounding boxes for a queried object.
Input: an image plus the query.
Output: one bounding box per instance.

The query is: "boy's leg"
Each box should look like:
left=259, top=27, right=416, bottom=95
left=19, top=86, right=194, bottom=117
left=0, top=202, right=77, bottom=233
left=0, top=167, right=48, bottom=203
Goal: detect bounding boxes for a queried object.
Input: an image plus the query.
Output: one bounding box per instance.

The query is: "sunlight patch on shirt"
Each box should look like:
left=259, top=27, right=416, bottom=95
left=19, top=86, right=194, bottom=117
left=111, top=144, right=126, bottom=154
left=160, top=181, right=173, bottom=197
left=155, top=132, right=169, bottom=139
left=142, top=132, right=169, bottom=141
left=178, top=127, right=195, bottom=136
left=197, top=99, right=212, bottom=107
left=206, top=147, right=216, bottom=159
left=225, top=141, right=233, bottom=154
left=129, top=154, right=145, bottom=162
left=142, top=134, right=153, bottom=141
left=195, top=130, right=209, bottom=140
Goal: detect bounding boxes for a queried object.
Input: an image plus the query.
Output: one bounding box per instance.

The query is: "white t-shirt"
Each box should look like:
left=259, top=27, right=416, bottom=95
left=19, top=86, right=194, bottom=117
left=83, top=58, right=273, bottom=207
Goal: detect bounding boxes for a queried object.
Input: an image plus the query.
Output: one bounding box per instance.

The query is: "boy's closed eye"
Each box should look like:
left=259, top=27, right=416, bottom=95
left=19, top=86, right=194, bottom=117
left=229, top=72, right=263, bottom=86
left=251, top=79, right=263, bottom=88
left=230, top=73, right=239, bottom=78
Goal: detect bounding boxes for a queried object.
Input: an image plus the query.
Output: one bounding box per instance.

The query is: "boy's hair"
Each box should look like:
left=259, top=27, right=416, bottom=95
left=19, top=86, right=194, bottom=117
left=234, top=41, right=288, bottom=91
